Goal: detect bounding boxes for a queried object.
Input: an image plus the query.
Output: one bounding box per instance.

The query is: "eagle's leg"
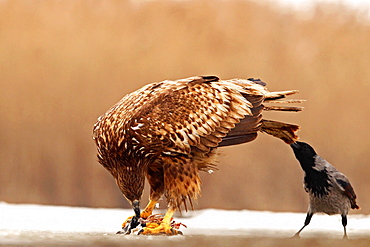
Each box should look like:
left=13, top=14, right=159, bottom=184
left=141, top=199, right=158, bottom=218
left=141, top=164, right=165, bottom=219
left=139, top=206, right=182, bottom=235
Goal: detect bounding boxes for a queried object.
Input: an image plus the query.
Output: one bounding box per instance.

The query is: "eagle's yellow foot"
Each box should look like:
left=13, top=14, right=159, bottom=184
left=121, top=216, right=135, bottom=229
left=139, top=222, right=182, bottom=236
left=121, top=207, right=155, bottom=228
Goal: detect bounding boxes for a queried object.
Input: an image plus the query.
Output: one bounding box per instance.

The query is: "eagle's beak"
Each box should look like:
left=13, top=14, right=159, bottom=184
left=132, top=199, right=141, bottom=218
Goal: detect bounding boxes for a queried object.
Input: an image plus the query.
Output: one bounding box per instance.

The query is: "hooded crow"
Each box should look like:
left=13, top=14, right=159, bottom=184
left=290, top=141, right=359, bottom=239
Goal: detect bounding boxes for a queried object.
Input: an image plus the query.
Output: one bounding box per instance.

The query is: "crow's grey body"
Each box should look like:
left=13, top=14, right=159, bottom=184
left=290, top=142, right=359, bottom=238
left=307, top=155, right=352, bottom=215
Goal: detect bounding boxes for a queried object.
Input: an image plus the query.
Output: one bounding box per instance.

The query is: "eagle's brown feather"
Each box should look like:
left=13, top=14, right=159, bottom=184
left=93, top=75, right=303, bottom=223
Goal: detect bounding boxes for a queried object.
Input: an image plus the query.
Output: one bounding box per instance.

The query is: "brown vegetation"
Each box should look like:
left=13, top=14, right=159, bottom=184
left=0, top=0, right=369, bottom=214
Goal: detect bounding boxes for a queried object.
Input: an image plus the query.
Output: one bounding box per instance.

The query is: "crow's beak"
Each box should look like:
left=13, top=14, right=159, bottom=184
left=291, top=142, right=300, bottom=149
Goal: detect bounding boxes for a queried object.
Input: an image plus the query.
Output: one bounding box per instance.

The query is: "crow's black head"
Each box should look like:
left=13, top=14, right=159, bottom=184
left=291, top=141, right=332, bottom=197
left=290, top=141, right=317, bottom=168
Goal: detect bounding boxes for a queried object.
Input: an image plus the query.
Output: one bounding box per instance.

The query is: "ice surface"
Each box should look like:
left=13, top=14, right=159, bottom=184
left=0, top=202, right=369, bottom=245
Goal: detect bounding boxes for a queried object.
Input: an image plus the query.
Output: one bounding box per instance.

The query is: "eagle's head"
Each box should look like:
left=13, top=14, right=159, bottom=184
left=95, top=141, right=150, bottom=204
left=114, top=163, right=146, bottom=203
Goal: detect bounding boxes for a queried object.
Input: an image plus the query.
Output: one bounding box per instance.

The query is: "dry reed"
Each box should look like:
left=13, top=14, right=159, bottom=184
left=0, top=0, right=369, bottom=213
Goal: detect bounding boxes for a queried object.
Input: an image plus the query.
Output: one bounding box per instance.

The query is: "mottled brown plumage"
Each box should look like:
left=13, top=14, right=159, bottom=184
left=92, top=76, right=303, bottom=235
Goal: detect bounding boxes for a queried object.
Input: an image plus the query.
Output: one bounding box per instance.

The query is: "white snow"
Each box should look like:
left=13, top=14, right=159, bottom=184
left=277, top=0, right=370, bottom=9
left=271, top=0, right=370, bottom=20
left=0, top=201, right=369, bottom=244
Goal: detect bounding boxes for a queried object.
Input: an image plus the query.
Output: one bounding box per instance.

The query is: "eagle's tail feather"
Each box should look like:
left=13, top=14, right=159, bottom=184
left=264, top=105, right=304, bottom=112
left=260, top=119, right=300, bottom=144
left=218, top=88, right=302, bottom=147
left=264, top=90, right=299, bottom=100
left=264, top=90, right=304, bottom=112
left=260, top=89, right=302, bottom=143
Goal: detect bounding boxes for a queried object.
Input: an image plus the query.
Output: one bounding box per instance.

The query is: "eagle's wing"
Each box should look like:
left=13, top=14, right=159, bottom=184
left=125, top=76, right=266, bottom=156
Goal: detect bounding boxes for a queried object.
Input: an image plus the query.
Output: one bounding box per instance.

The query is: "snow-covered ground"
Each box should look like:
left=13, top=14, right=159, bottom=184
left=0, top=202, right=369, bottom=246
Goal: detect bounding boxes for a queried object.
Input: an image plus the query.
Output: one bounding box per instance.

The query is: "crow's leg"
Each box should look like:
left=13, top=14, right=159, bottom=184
left=342, top=214, right=348, bottom=239
left=293, top=212, right=313, bottom=238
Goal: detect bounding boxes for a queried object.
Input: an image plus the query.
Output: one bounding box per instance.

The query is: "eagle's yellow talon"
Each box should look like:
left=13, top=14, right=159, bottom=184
left=122, top=216, right=133, bottom=228
left=140, top=222, right=181, bottom=236
left=145, top=222, right=160, bottom=228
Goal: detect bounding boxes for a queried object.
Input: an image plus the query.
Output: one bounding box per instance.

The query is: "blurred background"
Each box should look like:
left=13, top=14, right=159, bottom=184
left=0, top=0, right=369, bottom=214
